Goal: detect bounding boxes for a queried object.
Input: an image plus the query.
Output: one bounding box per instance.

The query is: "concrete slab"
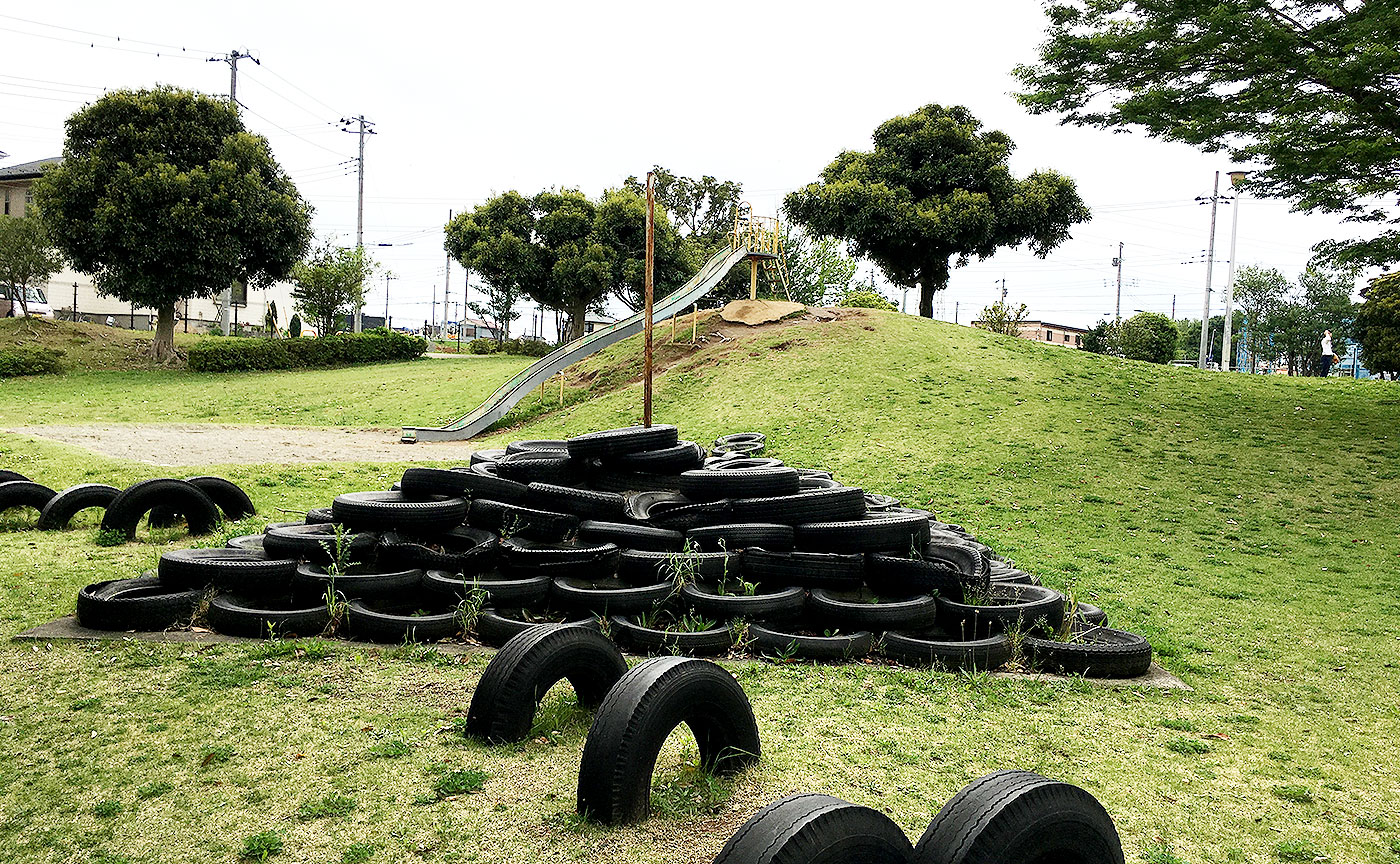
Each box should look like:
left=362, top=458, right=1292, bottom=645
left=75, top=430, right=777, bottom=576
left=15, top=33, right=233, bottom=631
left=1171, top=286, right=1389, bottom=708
left=720, top=299, right=807, bottom=326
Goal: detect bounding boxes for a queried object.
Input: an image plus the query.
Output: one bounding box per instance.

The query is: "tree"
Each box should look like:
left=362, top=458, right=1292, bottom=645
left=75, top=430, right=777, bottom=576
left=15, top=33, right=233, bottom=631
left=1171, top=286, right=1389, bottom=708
left=444, top=191, right=538, bottom=344
left=1358, top=272, right=1400, bottom=377
left=0, top=214, right=63, bottom=317
left=466, top=284, right=522, bottom=347
left=784, top=230, right=859, bottom=306
left=586, top=188, right=693, bottom=316
left=977, top=300, right=1031, bottom=336
left=623, top=167, right=742, bottom=240
left=290, top=242, right=377, bottom=338
left=784, top=103, right=1090, bottom=318
left=1014, top=1, right=1400, bottom=269
left=1081, top=318, right=1117, bottom=354
left=33, top=87, right=312, bottom=360
left=1118, top=312, right=1178, bottom=363
left=1232, top=266, right=1290, bottom=371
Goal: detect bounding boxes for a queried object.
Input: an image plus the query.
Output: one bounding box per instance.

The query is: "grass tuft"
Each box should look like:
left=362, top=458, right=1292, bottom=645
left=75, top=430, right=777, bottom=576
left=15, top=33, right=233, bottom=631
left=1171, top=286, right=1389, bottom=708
left=1271, top=785, right=1314, bottom=804
left=432, top=768, right=488, bottom=798
left=239, top=831, right=284, bottom=862
left=296, top=793, right=357, bottom=820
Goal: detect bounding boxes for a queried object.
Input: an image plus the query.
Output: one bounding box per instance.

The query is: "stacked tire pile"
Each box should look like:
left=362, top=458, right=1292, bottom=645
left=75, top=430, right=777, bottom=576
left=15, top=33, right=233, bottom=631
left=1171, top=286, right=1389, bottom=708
left=67, top=424, right=1152, bottom=679
left=0, top=471, right=254, bottom=538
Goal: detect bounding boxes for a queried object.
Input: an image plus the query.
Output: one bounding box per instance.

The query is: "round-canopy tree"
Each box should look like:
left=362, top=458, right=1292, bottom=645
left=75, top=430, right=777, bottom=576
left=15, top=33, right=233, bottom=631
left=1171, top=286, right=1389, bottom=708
left=784, top=103, right=1090, bottom=318
left=33, top=87, right=312, bottom=360
left=1358, top=272, right=1400, bottom=377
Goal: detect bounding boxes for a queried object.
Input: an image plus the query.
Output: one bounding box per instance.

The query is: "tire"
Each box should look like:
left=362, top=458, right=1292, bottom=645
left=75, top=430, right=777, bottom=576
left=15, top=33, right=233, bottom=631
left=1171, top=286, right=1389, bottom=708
left=305, top=507, right=337, bottom=525
left=990, top=568, right=1037, bottom=587
left=864, top=493, right=901, bottom=512
left=422, top=568, right=551, bottom=607
left=602, top=441, right=705, bottom=473
left=794, top=512, right=929, bottom=555
left=157, top=548, right=297, bottom=592
left=226, top=533, right=265, bottom=551
left=376, top=526, right=497, bottom=572
left=506, top=439, right=570, bottom=455
left=588, top=468, right=685, bottom=495
left=494, top=453, right=578, bottom=484
left=800, top=476, right=841, bottom=491
left=934, top=584, right=1065, bottom=638
left=743, top=549, right=864, bottom=590
left=206, top=593, right=332, bottom=638
left=467, top=499, right=579, bottom=541
left=1022, top=626, right=1153, bottom=678
left=345, top=599, right=460, bottom=643
left=623, top=491, right=690, bottom=522
left=912, top=770, right=1124, bottom=864
left=401, top=466, right=533, bottom=505
left=616, top=549, right=741, bottom=586
left=75, top=576, right=201, bottom=631
left=293, top=563, right=424, bottom=602
left=923, top=542, right=991, bottom=594
left=747, top=622, right=873, bottom=661
left=501, top=537, right=619, bottom=564
left=713, top=793, right=914, bottom=864
left=687, top=523, right=794, bottom=553
left=0, top=470, right=28, bottom=483
left=527, top=483, right=627, bottom=521
left=577, top=520, right=685, bottom=552
left=646, top=499, right=737, bottom=531
left=474, top=607, right=601, bottom=647
left=713, top=432, right=765, bottom=447
left=576, top=656, right=760, bottom=825
left=809, top=589, right=939, bottom=630
left=183, top=476, right=256, bottom=520
left=679, top=468, right=800, bottom=502
left=464, top=624, right=628, bottom=744
left=729, top=487, right=866, bottom=525
left=567, top=425, right=679, bottom=459
left=680, top=581, right=805, bottom=621
left=881, top=627, right=1012, bottom=672
left=711, top=440, right=764, bottom=456
left=36, top=484, right=120, bottom=530
left=706, top=456, right=784, bottom=471
left=1073, top=601, right=1109, bottom=626
left=470, top=448, right=507, bottom=465
left=0, top=480, right=58, bottom=524
left=263, top=523, right=378, bottom=566
left=331, top=491, right=467, bottom=532
left=866, top=554, right=967, bottom=603
left=100, top=479, right=221, bottom=539
left=609, top=614, right=736, bottom=656
left=550, top=576, right=676, bottom=616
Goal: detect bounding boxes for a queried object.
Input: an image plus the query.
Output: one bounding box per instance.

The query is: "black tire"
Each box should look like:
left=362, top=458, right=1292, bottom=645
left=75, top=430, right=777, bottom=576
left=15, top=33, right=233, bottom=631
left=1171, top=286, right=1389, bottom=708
left=679, top=468, right=800, bottom=502
left=75, top=576, right=201, bottom=631
left=747, top=622, right=873, bottom=661
left=646, top=499, right=738, bottom=531
left=157, top=548, right=297, bottom=592
left=713, top=793, right=914, bottom=864
left=464, top=624, right=628, bottom=744
left=474, top=607, right=601, bottom=646
left=36, top=483, right=120, bottom=530
left=711, top=440, right=764, bottom=456
left=423, top=568, right=551, bottom=607
left=345, top=599, right=460, bottom=643
left=0, top=480, right=58, bottom=524
left=912, top=770, right=1124, bottom=864
left=616, top=549, right=742, bottom=586
left=687, top=523, right=795, bottom=553
left=729, top=487, right=866, bottom=525
left=602, top=441, right=705, bottom=473
left=576, top=656, right=760, bottom=824
left=799, top=476, right=841, bottom=490
left=588, top=468, right=685, bottom=495
left=504, top=554, right=622, bottom=583
left=494, top=452, right=578, bottom=484
left=550, top=576, right=676, bottom=616
left=183, top=476, right=256, bottom=520
left=331, top=491, right=467, bottom=532
left=293, top=563, right=424, bottom=602
left=923, top=541, right=991, bottom=592
left=467, top=499, right=579, bottom=541
left=623, top=491, right=690, bottom=522
left=226, top=533, right=265, bottom=551
left=1022, top=626, right=1153, bottom=678
left=206, top=593, right=332, bottom=639
left=864, top=493, right=901, bottom=511
left=881, top=627, right=1012, bottom=672
left=0, top=470, right=28, bottom=483
left=100, top=479, right=221, bottom=539
left=577, top=520, right=685, bottom=552
left=866, top=554, right=967, bottom=603
left=680, top=581, right=805, bottom=621
left=1073, top=601, right=1108, bottom=626
left=713, top=432, right=765, bottom=447
left=743, top=549, right=864, bottom=590
left=506, top=439, right=570, bottom=455
left=401, top=466, right=534, bottom=505
left=305, top=506, right=337, bottom=525
left=935, top=584, right=1065, bottom=638
left=706, top=456, right=784, bottom=471
left=376, top=526, right=497, bottom=572
left=809, top=588, right=939, bottom=630
left=990, top=568, right=1037, bottom=587
left=470, top=448, right=507, bottom=465
left=609, top=613, right=736, bottom=656
left=794, top=512, right=929, bottom=555
left=501, top=536, right=619, bottom=564
left=527, top=483, right=627, bottom=521
left=567, top=425, right=679, bottom=459
left=263, top=523, right=378, bottom=566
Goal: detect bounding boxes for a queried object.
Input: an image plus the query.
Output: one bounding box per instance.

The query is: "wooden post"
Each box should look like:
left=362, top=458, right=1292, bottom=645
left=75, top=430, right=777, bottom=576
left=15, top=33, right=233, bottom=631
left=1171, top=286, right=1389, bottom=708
left=749, top=258, right=758, bottom=301
left=691, top=303, right=698, bottom=343
left=643, top=171, right=655, bottom=427
left=559, top=372, right=565, bottom=406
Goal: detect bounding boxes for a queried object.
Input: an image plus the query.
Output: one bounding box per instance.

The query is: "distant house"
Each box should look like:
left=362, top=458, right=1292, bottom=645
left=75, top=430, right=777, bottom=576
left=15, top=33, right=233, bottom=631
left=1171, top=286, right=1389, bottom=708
left=970, top=317, right=1089, bottom=348
left=582, top=316, right=615, bottom=336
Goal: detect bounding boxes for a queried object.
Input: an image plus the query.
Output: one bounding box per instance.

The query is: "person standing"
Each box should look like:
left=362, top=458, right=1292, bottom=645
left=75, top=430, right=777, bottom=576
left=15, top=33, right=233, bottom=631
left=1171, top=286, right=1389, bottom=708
left=1320, top=329, right=1335, bottom=376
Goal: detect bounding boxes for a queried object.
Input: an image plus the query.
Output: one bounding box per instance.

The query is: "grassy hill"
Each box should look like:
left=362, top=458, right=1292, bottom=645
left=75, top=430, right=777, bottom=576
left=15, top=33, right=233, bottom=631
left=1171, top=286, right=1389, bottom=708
left=1, top=308, right=1398, bottom=863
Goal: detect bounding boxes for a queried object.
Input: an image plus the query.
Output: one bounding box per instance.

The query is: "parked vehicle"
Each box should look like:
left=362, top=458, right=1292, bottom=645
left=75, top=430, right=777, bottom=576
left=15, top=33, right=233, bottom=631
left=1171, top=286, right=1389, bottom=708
left=0, top=284, right=54, bottom=318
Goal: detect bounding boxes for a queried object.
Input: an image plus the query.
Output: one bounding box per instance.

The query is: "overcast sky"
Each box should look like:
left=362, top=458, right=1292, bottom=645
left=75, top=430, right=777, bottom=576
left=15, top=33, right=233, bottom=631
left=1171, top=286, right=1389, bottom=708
left=1, top=1, right=1371, bottom=336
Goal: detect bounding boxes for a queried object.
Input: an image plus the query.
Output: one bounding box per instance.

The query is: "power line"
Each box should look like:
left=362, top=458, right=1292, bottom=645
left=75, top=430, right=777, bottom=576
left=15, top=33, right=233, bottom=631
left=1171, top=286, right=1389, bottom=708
left=0, top=13, right=219, bottom=54
left=0, top=23, right=206, bottom=59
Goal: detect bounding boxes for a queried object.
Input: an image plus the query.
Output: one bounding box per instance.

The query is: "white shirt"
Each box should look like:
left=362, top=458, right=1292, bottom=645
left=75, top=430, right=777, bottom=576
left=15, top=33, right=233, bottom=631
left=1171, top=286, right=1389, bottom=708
left=1321, top=334, right=1333, bottom=355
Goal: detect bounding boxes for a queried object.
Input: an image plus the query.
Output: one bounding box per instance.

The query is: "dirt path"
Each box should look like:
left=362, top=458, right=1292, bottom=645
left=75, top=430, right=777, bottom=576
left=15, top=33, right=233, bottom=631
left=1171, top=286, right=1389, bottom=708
left=6, top=424, right=488, bottom=466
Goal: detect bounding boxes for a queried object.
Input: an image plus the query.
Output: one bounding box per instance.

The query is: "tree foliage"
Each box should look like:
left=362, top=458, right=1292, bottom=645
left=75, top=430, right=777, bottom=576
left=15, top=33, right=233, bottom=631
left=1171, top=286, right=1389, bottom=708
left=1014, top=1, right=1400, bottom=268
left=836, top=287, right=898, bottom=311
left=784, top=103, right=1090, bottom=318
left=623, top=167, right=742, bottom=241
left=33, top=87, right=312, bottom=359
left=291, top=242, right=378, bottom=338
left=1357, top=272, right=1400, bottom=375
left=1082, top=319, right=1117, bottom=354
left=1199, top=264, right=1359, bottom=373
left=1119, top=312, right=1178, bottom=364
left=0, top=214, right=63, bottom=316
left=1231, top=266, right=1291, bottom=369
left=977, top=300, right=1031, bottom=336
left=784, top=230, right=859, bottom=306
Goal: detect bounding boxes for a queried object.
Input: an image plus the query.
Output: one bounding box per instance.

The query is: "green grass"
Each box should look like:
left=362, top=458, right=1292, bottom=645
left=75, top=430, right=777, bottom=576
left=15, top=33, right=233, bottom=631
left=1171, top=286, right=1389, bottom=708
left=0, top=317, right=202, bottom=372
left=1, top=309, right=1398, bottom=862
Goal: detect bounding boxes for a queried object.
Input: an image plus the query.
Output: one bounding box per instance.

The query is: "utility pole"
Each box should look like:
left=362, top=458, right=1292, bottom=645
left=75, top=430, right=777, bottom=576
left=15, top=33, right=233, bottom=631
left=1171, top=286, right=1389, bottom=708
left=208, top=49, right=258, bottom=336
left=954, top=301, right=959, bottom=325
left=431, top=287, right=437, bottom=338
left=1171, top=295, right=1176, bottom=320
left=643, top=171, right=656, bottom=428
left=1221, top=171, right=1248, bottom=372
left=1196, top=171, right=1221, bottom=369
left=1113, top=242, right=1124, bottom=321
left=995, top=277, right=1008, bottom=304
left=340, top=115, right=376, bottom=331
left=443, top=209, right=453, bottom=337
left=383, top=273, right=396, bottom=327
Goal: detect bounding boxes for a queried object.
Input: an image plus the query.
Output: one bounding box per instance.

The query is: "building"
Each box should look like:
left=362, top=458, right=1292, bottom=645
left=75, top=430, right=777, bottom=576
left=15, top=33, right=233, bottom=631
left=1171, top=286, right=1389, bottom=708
left=1, top=157, right=302, bottom=334
left=970, top=317, right=1089, bottom=348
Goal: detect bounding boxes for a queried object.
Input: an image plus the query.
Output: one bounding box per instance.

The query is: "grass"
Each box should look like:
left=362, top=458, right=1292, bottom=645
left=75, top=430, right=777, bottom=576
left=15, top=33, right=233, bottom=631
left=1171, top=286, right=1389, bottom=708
left=0, top=309, right=1398, bottom=862
left=0, top=317, right=202, bottom=372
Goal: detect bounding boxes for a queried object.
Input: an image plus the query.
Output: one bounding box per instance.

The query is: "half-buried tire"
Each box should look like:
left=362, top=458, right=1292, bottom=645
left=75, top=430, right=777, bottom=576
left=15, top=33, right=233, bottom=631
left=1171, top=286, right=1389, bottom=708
left=713, top=793, right=914, bottom=864
left=1022, top=626, right=1152, bottom=678
left=75, top=575, right=201, bottom=631
left=0, top=480, right=58, bottom=525
left=206, top=593, right=331, bottom=638
left=912, top=769, right=1124, bottom=864
left=464, top=624, right=628, bottom=744
left=36, top=484, right=120, bottom=530
left=101, top=479, right=221, bottom=539
left=576, top=656, right=761, bottom=825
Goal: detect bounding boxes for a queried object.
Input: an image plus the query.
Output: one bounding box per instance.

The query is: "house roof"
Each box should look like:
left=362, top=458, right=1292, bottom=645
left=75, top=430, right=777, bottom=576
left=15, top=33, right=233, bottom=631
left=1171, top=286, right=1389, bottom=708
left=0, top=157, right=62, bottom=180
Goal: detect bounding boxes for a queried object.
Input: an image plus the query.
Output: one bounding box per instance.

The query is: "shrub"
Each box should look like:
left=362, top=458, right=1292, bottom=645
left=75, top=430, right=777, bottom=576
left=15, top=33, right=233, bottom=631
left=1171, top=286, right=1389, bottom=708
left=1118, top=312, right=1178, bottom=364
left=187, top=329, right=426, bottom=372
left=0, top=345, right=63, bottom=377
left=836, top=288, right=898, bottom=311
left=466, top=337, right=554, bottom=357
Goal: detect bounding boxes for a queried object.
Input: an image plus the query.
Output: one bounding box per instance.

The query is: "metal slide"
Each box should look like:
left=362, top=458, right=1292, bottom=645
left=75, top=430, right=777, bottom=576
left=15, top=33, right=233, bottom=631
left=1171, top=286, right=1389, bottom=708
left=401, top=243, right=750, bottom=442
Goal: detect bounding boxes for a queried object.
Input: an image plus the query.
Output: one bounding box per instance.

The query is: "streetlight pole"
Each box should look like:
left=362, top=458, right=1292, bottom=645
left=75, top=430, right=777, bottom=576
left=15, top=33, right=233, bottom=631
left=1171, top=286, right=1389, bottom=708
left=1221, top=170, right=1247, bottom=372
left=1196, top=171, right=1221, bottom=369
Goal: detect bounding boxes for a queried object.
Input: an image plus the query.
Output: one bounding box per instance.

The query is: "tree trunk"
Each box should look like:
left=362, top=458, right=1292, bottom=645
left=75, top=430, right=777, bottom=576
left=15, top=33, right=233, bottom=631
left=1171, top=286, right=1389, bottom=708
left=917, top=260, right=952, bottom=318
left=567, top=301, right=588, bottom=343
left=152, top=304, right=177, bottom=362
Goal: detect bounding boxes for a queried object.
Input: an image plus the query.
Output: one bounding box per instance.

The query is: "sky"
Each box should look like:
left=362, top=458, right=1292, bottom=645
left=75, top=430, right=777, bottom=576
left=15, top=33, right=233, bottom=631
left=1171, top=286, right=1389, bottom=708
left=0, top=0, right=1372, bottom=337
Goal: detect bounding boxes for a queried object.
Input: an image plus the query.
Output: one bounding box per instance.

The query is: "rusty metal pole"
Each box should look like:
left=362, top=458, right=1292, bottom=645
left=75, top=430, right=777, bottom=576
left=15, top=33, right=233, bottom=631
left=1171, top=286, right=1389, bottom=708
left=643, top=172, right=655, bottom=427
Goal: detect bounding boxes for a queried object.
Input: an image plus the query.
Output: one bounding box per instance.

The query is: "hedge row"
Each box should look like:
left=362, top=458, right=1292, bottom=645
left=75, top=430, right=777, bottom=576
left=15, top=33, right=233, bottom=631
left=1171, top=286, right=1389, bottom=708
left=467, top=337, right=555, bottom=357
left=187, top=329, right=427, bottom=373
left=0, top=346, right=63, bottom=378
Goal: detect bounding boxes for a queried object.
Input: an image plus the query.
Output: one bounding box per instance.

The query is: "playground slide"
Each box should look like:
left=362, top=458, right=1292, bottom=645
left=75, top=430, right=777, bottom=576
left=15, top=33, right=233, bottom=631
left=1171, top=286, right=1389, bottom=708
left=401, top=242, right=751, bottom=442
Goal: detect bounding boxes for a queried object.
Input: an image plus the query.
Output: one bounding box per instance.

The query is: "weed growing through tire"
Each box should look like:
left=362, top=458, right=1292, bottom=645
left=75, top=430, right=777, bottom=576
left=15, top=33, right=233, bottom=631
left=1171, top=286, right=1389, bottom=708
left=455, top=578, right=489, bottom=633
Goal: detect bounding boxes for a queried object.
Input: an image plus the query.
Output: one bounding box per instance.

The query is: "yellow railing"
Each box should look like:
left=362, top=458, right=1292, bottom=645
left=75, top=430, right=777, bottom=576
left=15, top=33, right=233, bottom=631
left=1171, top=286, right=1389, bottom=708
left=730, top=205, right=783, bottom=258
